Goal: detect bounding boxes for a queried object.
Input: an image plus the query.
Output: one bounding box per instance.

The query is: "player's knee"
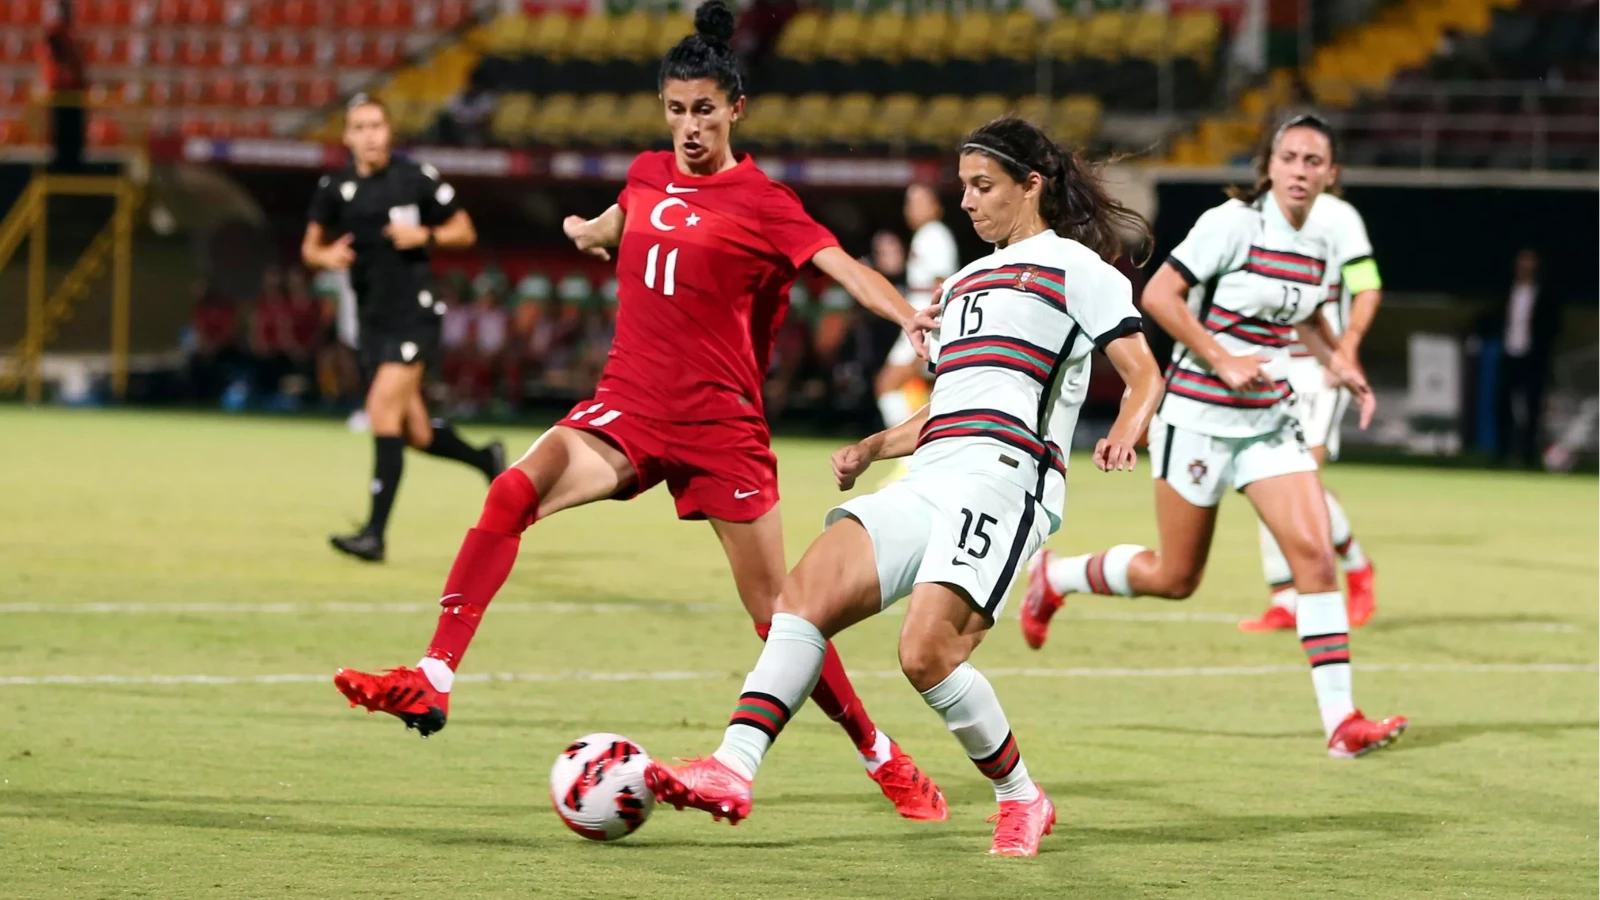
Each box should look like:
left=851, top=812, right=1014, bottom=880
left=477, top=469, right=539, bottom=535
left=1286, top=546, right=1339, bottom=592
left=898, top=634, right=966, bottom=694
left=1151, top=567, right=1202, bottom=600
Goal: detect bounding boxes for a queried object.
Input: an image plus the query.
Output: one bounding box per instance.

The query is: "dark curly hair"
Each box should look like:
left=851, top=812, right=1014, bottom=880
left=659, top=0, right=744, bottom=102
left=1228, top=110, right=1341, bottom=204
left=959, top=117, right=1151, bottom=265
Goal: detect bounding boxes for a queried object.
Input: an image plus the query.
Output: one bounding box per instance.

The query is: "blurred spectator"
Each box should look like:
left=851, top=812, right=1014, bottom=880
left=440, top=273, right=475, bottom=408
left=184, top=280, right=244, bottom=403
left=249, top=266, right=294, bottom=400
left=437, top=75, right=497, bottom=147
left=870, top=229, right=907, bottom=285
left=1495, top=248, right=1561, bottom=468
left=574, top=278, right=619, bottom=394
left=766, top=279, right=815, bottom=417
left=465, top=270, right=513, bottom=415
left=507, top=269, right=555, bottom=407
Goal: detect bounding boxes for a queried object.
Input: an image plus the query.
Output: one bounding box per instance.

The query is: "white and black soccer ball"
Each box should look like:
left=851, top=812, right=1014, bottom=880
left=549, top=733, right=656, bottom=842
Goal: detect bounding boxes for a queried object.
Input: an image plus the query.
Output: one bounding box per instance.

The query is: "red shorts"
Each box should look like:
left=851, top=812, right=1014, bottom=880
left=556, top=396, right=779, bottom=523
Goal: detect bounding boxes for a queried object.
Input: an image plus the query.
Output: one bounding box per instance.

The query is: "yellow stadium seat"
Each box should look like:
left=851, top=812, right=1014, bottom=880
left=1011, top=94, right=1050, bottom=126
left=529, top=93, right=580, bottom=143
left=909, top=94, right=966, bottom=146
left=573, top=94, right=625, bottom=144
left=653, top=14, right=694, bottom=57
left=570, top=13, right=618, bottom=63
left=904, top=11, right=953, bottom=62
left=861, top=12, right=908, bottom=62
left=1080, top=11, right=1128, bottom=62
left=475, top=14, right=528, bottom=55
left=818, top=11, right=867, bottom=62
left=825, top=92, right=876, bottom=146
left=1053, top=94, right=1102, bottom=147
left=388, top=97, right=437, bottom=139
left=775, top=11, right=824, bottom=62
left=738, top=93, right=791, bottom=146
left=960, top=94, right=1009, bottom=138
left=1124, top=11, right=1168, bottom=62
left=491, top=92, right=536, bottom=144
left=996, top=10, right=1040, bottom=61
left=1043, top=16, right=1082, bottom=61
left=866, top=93, right=921, bottom=144
left=617, top=92, right=661, bottom=145
left=1169, top=11, right=1220, bottom=65
left=950, top=12, right=998, bottom=61
left=734, top=93, right=788, bottom=146
left=524, top=12, right=574, bottom=59
left=612, top=11, right=655, bottom=62
left=782, top=93, right=832, bottom=146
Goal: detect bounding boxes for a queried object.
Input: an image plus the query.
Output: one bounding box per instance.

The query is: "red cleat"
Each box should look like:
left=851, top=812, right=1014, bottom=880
left=868, top=743, right=948, bottom=821
left=1327, top=710, right=1408, bottom=758
left=1020, top=550, right=1065, bottom=650
left=987, top=786, right=1056, bottom=856
left=645, top=756, right=752, bottom=825
left=1346, top=563, right=1376, bottom=628
left=333, top=666, right=449, bottom=737
left=1238, top=604, right=1297, bottom=632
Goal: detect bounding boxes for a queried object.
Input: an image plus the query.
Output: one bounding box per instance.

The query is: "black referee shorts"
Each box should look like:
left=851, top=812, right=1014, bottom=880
left=359, top=319, right=441, bottom=375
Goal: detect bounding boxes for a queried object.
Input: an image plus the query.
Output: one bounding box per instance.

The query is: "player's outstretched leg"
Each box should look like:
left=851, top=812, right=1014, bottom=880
left=901, top=584, right=1053, bottom=856
left=1021, top=544, right=1147, bottom=649
left=335, top=427, right=631, bottom=736
left=714, top=513, right=945, bottom=820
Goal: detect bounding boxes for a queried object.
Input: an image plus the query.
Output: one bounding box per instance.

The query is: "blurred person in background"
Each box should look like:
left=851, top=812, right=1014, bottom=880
left=440, top=274, right=475, bottom=413
left=875, top=183, right=958, bottom=431
left=184, top=280, right=245, bottom=403
left=466, top=273, right=512, bottom=416
left=249, top=266, right=294, bottom=403
left=505, top=268, right=555, bottom=409
left=302, top=95, right=503, bottom=563
left=573, top=278, right=620, bottom=395
left=1495, top=248, right=1559, bottom=469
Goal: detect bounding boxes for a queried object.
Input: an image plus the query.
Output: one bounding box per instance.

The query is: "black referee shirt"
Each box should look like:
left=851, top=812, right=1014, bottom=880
left=307, top=156, right=461, bottom=333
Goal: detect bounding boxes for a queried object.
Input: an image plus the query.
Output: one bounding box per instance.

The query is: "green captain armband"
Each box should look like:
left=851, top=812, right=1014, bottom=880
left=1342, top=257, right=1382, bottom=294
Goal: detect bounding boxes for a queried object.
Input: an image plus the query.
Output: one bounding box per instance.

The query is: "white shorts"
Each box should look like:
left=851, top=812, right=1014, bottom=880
left=1286, top=359, right=1349, bottom=459
left=826, top=461, right=1050, bottom=623
left=1149, top=414, right=1318, bottom=508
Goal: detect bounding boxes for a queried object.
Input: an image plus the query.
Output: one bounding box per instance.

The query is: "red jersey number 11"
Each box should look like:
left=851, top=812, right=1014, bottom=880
left=644, top=243, right=679, bottom=297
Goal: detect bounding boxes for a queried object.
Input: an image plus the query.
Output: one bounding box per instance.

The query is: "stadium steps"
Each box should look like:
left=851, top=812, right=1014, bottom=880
left=1166, top=0, right=1514, bottom=165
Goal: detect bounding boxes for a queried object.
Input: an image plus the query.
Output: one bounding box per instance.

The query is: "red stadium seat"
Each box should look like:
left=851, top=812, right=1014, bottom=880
left=243, top=32, right=271, bottom=65
left=370, top=33, right=401, bottom=68
left=185, top=0, right=222, bottom=26
left=337, top=33, right=367, bottom=67
left=208, top=75, right=239, bottom=106
left=341, top=0, right=376, bottom=28
left=375, top=0, right=412, bottom=29
left=305, top=77, right=336, bottom=106
left=217, top=32, right=242, bottom=67
left=152, top=0, right=182, bottom=25
left=311, top=31, right=338, bottom=68
left=87, top=113, right=123, bottom=146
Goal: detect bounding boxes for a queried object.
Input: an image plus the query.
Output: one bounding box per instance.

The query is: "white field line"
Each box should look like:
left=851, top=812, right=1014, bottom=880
left=0, top=662, right=1592, bottom=688
left=0, top=601, right=1248, bottom=624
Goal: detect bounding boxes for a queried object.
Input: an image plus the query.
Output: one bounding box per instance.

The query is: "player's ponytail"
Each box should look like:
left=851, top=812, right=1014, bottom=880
left=960, top=117, right=1151, bottom=265
left=1229, top=110, right=1341, bottom=204
left=659, top=0, right=745, bottom=102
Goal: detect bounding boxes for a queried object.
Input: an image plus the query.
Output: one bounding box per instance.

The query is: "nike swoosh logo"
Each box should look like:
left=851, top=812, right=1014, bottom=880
left=734, top=489, right=760, bottom=499
left=950, top=556, right=976, bottom=570
left=665, top=184, right=697, bottom=194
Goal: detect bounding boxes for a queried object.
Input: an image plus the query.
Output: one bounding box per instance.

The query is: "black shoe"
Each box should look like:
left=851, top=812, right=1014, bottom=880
left=330, top=531, right=385, bottom=562
left=486, top=440, right=506, bottom=481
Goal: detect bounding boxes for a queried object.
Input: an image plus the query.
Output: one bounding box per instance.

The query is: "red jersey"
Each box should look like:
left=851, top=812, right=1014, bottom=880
left=601, top=151, right=838, bottom=422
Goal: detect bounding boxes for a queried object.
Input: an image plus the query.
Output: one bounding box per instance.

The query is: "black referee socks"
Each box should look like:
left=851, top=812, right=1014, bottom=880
left=364, top=435, right=405, bottom=540
left=422, top=422, right=497, bottom=479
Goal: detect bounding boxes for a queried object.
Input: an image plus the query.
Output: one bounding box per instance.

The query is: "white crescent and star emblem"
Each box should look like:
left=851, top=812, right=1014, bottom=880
left=648, top=196, right=701, bottom=232
left=339, top=182, right=355, bottom=201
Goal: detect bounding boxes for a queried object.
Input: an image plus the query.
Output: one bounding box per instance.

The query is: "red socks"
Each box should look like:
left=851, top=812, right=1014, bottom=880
left=754, top=621, right=878, bottom=753
left=426, top=469, right=539, bottom=670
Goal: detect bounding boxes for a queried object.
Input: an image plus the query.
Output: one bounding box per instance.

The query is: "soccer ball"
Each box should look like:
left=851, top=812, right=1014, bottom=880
left=549, top=733, right=656, bottom=841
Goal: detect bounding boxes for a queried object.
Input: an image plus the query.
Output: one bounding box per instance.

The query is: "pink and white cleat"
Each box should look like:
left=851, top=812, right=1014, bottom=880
left=1327, top=710, right=1409, bottom=758
left=1020, top=550, right=1066, bottom=650
left=645, top=756, right=753, bottom=825
left=987, top=786, right=1056, bottom=856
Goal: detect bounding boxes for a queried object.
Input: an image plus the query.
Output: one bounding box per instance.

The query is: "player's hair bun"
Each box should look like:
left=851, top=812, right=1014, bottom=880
left=694, top=0, right=736, bottom=45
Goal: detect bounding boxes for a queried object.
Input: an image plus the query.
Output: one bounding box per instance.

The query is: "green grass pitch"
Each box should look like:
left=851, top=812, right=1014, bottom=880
left=1, top=408, right=1595, bottom=899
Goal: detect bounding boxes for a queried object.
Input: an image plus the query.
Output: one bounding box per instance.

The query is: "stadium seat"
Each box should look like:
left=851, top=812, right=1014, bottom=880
left=737, top=92, right=790, bottom=150
left=822, top=91, right=876, bottom=150
left=491, top=92, right=535, bottom=146
left=1053, top=95, right=1102, bottom=148
left=908, top=93, right=966, bottom=150
left=781, top=92, right=831, bottom=148
left=615, top=91, right=662, bottom=147
left=529, top=92, right=580, bottom=144
left=865, top=92, right=921, bottom=148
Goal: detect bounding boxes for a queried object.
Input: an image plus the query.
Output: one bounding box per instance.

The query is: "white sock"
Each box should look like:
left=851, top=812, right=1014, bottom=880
left=1324, top=490, right=1368, bottom=571
left=876, top=389, right=911, bottom=429
left=1045, top=544, right=1144, bottom=596
left=713, top=612, right=826, bottom=780
left=1257, top=520, right=1296, bottom=611
left=1296, top=591, right=1354, bottom=738
left=920, top=663, right=1038, bottom=803
left=858, top=728, right=894, bottom=773
left=417, top=656, right=454, bottom=693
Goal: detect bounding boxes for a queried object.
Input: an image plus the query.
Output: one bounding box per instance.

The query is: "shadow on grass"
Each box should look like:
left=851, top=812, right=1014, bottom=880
left=0, top=787, right=1436, bottom=851
left=1360, top=613, right=1590, bottom=633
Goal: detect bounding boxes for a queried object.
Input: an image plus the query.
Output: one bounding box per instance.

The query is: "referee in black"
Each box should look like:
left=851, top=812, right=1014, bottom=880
left=303, top=95, right=504, bottom=562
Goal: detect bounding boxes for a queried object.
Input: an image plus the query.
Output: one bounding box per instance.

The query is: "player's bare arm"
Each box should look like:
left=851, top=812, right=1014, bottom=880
left=1096, top=332, right=1162, bottom=473
left=387, top=209, right=476, bottom=251
left=810, top=245, right=928, bottom=360
left=1142, top=262, right=1267, bottom=391
left=563, top=204, right=626, bottom=261
left=301, top=222, right=354, bottom=271
left=1300, top=312, right=1377, bottom=428
left=1338, top=287, right=1381, bottom=360
left=831, top=405, right=930, bottom=490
